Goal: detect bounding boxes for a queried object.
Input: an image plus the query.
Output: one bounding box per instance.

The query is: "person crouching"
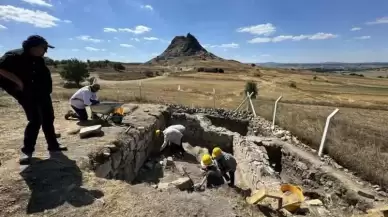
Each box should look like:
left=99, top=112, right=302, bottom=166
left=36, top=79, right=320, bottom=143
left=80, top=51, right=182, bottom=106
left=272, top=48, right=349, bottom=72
left=212, top=147, right=237, bottom=187
left=66, top=83, right=100, bottom=121
left=195, top=154, right=225, bottom=190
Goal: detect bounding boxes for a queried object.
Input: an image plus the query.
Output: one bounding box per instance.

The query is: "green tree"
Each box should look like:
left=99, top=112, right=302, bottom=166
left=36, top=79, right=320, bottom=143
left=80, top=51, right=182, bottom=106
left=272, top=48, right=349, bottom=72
left=59, top=58, right=90, bottom=86
left=244, top=81, right=258, bottom=99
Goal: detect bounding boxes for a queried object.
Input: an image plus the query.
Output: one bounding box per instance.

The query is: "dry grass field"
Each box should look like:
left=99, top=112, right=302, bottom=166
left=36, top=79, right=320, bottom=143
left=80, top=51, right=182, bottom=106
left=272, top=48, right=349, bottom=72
left=3, top=62, right=388, bottom=189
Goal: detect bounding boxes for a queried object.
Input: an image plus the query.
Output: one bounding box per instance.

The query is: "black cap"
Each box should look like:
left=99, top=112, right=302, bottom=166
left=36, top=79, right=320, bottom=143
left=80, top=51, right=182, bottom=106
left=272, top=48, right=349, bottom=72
left=25, top=35, right=55, bottom=49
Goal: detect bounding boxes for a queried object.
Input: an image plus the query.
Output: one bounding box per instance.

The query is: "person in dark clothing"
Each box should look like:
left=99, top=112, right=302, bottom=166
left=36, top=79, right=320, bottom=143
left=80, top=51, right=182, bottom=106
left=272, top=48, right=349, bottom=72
left=195, top=154, right=225, bottom=190
left=212, top=147, right=237, bottom=187
left=0, top=35, right=67, bottom=165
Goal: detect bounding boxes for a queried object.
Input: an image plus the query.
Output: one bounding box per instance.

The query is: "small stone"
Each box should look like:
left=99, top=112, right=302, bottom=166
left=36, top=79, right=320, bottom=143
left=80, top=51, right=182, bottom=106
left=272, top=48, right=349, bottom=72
left=79, top=125, right=102, bottom=139
left=170, top=177, right=193, bottom=191
left=305, top=199, right=323, bottom=206
left=358, top=190, right=375, bottom=200
left=95, top=159, right=112, bottom=178
left=296, top=161, right=308, bottom=170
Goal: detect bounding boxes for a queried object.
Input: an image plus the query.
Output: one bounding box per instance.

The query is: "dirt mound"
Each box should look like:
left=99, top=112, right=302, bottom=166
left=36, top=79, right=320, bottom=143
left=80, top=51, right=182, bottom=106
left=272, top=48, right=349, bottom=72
left=147, top=33, right=221, bottom=64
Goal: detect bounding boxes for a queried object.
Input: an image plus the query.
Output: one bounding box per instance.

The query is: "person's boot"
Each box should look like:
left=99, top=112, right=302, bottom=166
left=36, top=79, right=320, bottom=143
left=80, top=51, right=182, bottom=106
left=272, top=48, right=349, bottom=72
left=19, top=152, right=32, bottom=165
left=48, top=143, right=68, bottom=153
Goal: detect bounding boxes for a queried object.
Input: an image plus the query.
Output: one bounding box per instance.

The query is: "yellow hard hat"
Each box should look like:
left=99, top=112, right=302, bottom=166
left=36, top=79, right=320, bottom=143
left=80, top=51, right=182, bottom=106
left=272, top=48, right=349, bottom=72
left=155, top=130, right=161, bottom=136
left=212, top=147, right=222, bottom=159
left=201, top=154, right=213, bottom=166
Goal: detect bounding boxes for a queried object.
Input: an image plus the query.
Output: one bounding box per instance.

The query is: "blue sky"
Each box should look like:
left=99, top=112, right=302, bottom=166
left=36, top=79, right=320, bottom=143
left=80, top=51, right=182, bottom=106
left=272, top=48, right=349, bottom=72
left=0, top=0, right=387, bottom=63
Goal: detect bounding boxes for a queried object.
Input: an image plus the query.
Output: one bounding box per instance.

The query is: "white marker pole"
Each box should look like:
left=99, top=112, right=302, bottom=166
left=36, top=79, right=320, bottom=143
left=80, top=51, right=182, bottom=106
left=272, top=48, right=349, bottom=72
left=138, top=81, right=142, bottom=99
left=234, top=92, right=253, bottom=112
left=213, top=88, right=216, bottom=108
left=271, top=96, right=283, bottom=130
left=318, top=108, right=339, bottom=157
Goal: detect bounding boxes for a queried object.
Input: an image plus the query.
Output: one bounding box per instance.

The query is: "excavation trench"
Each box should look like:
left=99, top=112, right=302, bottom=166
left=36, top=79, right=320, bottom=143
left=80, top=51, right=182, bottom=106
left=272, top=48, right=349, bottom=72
left=88, top=106, right=372, bottom=217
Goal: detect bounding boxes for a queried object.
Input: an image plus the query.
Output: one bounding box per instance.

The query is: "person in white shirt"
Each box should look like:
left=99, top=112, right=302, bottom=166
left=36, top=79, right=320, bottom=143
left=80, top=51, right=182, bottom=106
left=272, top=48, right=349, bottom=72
left=67, top=84, right=100, bottom=121
left=165, top=124, right=185, bottom=133
left=156, top=126, right=185, bottom=158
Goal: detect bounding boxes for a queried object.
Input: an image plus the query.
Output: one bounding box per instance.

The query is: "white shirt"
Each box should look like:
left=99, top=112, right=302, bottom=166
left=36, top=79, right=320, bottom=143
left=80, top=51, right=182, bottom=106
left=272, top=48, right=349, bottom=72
left=69, top=86, right=98, bottom=109
left=160, top=128, right=183, bottom=151
left=166, top=124, right=186, bottom=133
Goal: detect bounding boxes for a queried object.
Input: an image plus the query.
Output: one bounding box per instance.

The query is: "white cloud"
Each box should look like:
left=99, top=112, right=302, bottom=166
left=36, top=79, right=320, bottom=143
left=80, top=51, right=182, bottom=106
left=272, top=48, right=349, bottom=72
left=351, top=27, right=361, bottom=31
left=120, top=44, right=134, bottom=48
left=113, top=37, right=119, bottom=40
left=237, top=23, right=276, bottom=36
left=85, top=46, right=105, bottom=51
left=104, top=25, right=152, bottom=34
left=202, top=43, right=239, bottom=49
left=131, top=38, right=140, bottom=42
left=260, top=54, right=271, bottom=57
left=248, top=32, right=337, bottom=43
left=151, top=52, right=159, bottom=57
left=355, top=36, right=371, bottom=40
left=144, top=37, right=159, bottom=41
left=118, top=25, right=151, bottom=34
left=141, top=5, right=153, bottom=11
left=366, top=17, right=388, bottom=25
left=0, top=24, right=7, bottom=29
left=76, top=35, right=103, bottom=43
left=308, top=32, right=337, bottom=40
left=63, top=19, right=71, bottom=23
left=21, top=0, right=52, bottom=7
left=248, top=37, right=272, bottom=43
left=218, top=43, right=239, bottom=48
left=0, top=5, right=60, bottom=28
left=71, top=48, right=79, bottom=51
left=103, top=27, right=117, bottom=32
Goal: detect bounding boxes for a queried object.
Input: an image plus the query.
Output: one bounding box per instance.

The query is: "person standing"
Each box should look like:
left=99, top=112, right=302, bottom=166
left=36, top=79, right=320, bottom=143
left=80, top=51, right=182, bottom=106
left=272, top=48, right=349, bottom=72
left=66, top=83, right=100, bottom=121
left=0, top=35, right=67, bottom=165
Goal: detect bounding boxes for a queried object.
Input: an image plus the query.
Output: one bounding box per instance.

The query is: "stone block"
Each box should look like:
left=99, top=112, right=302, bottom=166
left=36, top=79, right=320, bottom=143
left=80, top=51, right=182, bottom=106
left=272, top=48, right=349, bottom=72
left=111, top=151, right=122, bottom=169
left=79, top=125, right=102, bottom=139
left=95, top=159, right=112, bottom=178
left=170, top=177, right=193, bottom=191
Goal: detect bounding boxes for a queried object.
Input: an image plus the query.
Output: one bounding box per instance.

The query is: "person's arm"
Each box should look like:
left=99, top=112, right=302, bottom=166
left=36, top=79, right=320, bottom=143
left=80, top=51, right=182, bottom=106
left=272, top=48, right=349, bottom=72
left=160, top=133, right=169, bottom=151
left=0, top=54, right=23, bottom=91
left=82, top=91, right=92, bottom=106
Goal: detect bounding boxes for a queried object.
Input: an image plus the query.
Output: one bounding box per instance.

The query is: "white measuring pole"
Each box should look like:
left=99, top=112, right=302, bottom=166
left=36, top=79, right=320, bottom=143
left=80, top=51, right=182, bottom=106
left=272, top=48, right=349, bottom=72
left=318, top=108, right=339, bottom=157
left=138, top=81, right=142, bottom=98
left=271, top=95, right=283, bottom=130
left=247, top=92, right=257, bottom=117
left=213, top=88, right=216, bottom=108
left=234, top=92, right=253, bottom=112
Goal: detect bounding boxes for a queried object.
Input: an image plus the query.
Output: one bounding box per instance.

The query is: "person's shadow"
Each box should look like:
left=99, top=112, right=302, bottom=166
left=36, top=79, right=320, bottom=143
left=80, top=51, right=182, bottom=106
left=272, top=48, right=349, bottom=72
left=20, top=152, right=104, bottom=214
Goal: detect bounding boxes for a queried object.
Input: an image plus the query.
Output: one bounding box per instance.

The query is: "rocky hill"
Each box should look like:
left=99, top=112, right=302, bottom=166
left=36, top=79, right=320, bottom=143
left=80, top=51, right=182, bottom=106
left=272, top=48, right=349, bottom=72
left=147, top=33, right=222, bottom=64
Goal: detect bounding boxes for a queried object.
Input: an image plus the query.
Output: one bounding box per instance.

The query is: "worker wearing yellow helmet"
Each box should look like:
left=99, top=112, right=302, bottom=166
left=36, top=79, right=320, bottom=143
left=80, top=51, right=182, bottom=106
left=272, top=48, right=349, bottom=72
left=155, top=124, right=186, bottom=158
left=195, top=154, right=224, bottom=190
left=212, top=147, right=237, bottom=187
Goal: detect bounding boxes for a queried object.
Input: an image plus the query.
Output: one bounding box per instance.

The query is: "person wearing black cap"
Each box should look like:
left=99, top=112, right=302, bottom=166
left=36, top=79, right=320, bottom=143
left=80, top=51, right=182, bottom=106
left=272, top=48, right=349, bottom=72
left=0, top=35, right=67, bottom=165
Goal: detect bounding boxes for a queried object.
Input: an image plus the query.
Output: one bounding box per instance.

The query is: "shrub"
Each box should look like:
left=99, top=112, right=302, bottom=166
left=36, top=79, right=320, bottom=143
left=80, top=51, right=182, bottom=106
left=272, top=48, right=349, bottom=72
left=218, top=68, right=224, bottom=73
left=251, top=63, right=256, bottom=67
left=113, top=63, right=126, bottom=71
left=289, top=81, right=297, bottom=88
left=253, top=72, right=261, bottom=77
left=59, top=58, right=89, bottom=87
left=244, top=81, right=258, bottom=99
left=313, top=75, right=317, bottom=80
left=378, top=76, right=384, bottom=78
left=144, top=70, right=154, bottom=77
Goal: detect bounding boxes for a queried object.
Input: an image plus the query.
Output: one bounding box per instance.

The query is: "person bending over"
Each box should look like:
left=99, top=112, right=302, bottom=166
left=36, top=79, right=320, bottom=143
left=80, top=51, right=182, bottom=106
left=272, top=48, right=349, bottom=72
left=67, top=83, right=100, bottom=121
left=212, top=147, right=237, bottom=187
left=195, top=154, right=225, bottom=190
left=156, top=127, right=185, bottom=158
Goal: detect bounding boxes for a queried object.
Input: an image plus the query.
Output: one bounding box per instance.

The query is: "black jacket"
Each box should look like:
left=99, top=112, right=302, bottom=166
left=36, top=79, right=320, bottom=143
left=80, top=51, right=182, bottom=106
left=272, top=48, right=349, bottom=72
left=0, top=48, right=53, bottom=98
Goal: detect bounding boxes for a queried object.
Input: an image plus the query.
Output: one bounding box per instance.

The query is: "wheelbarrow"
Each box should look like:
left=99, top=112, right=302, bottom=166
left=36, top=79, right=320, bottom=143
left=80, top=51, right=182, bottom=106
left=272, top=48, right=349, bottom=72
left=90, top=102, right=125, bottom=123
left=65, top=102, right=125, bottom=124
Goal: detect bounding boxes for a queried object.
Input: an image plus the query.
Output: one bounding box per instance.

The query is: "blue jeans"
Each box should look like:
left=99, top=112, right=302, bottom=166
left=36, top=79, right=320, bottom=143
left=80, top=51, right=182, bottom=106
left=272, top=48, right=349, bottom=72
left=71, top=106, right=88, bottom=121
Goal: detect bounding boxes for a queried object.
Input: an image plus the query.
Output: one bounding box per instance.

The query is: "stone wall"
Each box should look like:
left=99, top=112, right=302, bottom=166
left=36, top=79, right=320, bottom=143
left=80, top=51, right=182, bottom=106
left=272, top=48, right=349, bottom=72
left=168, top=112, right=237, bottom=153
left=87, top=104, right=168, bottom=183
